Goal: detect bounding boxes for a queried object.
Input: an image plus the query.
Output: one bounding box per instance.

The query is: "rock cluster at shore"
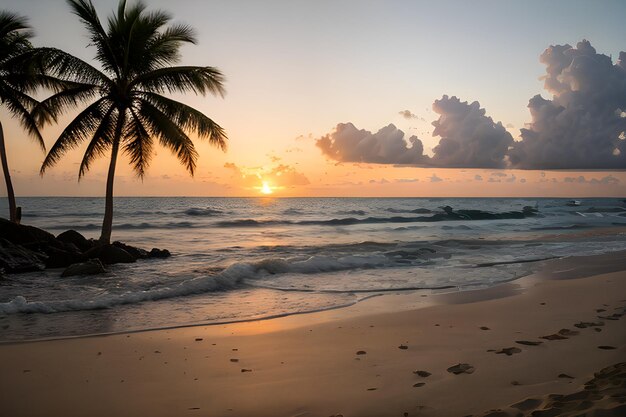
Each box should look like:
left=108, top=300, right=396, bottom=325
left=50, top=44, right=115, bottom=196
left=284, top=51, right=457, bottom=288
left=0, top=218, right=170, bottom=276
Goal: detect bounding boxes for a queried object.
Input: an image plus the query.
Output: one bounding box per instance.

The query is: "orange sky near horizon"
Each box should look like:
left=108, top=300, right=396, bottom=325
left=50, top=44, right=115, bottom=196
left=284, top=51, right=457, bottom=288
left=1, top=0, right=625, bottom=198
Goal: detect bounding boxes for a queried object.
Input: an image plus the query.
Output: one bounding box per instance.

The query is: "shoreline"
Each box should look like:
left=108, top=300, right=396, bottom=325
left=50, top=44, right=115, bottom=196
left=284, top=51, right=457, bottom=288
left=3, top=249, right=626, bottom=345
left=1, top=250, right=625, bottom=416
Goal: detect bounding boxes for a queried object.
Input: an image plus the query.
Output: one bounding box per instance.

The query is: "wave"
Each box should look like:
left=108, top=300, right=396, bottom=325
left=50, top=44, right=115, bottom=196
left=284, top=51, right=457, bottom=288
left=386, top=208, right=432, bottom=214
left=530, top=224, right=591, bottom=231
left=215, top=209, right=537, bottom=228
left=184, top=207, right=223, bottom=216
left=46, top=221, right=196, bottom=231
left=0, top=249, right=440, bottom=315
left=336, top=210, right=367, bottom=216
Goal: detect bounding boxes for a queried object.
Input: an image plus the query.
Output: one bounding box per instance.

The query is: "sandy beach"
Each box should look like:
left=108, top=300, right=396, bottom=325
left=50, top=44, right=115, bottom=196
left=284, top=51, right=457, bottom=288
left=1, top=251, right=625, bottom=417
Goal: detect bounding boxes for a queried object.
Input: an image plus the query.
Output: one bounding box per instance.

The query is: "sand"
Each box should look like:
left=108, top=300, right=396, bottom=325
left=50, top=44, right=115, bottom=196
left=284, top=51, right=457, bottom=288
left=1, top=252, right=625, bottom=417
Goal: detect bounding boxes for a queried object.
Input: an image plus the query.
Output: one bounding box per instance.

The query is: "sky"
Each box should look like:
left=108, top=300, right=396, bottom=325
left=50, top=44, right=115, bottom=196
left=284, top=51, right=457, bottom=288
left=1, top=0, right=625, bottom=197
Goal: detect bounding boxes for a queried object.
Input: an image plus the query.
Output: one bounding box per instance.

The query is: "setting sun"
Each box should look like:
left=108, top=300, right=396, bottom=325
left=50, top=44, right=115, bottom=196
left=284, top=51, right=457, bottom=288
left=260, top=181, right=273, bottom=194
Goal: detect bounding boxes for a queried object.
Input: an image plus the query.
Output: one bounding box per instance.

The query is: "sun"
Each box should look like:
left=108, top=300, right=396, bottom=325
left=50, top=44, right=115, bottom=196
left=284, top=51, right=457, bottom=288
left=260, top=181, right=273, bottom=195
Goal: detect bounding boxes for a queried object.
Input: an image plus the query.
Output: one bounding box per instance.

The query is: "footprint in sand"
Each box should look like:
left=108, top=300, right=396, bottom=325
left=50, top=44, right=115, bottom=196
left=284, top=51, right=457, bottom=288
left=356, top=350, right=367, bottom=355
left=413, top=370, right=431, bottom=377
left=597, top=345, right=616, bottom=350
left=558, top=328, right=579, bottom=337
left=447, top=363, right=475, bottom=375
left=558, top=373, right=575, bottom=379
left=515, top=340, right=543, bottom=346
left=541, top=333, right=568, bottom=341
left=495, top=347, right=522, bottom=356
left=413, top=382, right=426, bottom=388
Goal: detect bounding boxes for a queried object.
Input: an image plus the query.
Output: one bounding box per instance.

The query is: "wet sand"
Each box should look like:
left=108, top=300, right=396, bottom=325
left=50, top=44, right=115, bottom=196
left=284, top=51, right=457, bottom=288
left=1, top=252, right=625, bottom=417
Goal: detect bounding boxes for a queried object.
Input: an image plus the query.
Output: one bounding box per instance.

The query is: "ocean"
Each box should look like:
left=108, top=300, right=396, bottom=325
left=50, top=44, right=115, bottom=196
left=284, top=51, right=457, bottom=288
left=1, top=197, right=625, bottom=341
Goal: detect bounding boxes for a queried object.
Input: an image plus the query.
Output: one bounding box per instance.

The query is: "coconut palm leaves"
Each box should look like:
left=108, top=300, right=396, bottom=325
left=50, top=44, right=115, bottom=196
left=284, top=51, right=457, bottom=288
left=37, top=0, right=227, bottom=243
left=0, top=12, right=45, bottom=223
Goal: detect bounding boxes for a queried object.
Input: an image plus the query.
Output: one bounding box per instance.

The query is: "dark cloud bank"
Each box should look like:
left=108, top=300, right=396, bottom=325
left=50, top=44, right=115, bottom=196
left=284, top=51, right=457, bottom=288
left=316, top=40, right=626, bottom=170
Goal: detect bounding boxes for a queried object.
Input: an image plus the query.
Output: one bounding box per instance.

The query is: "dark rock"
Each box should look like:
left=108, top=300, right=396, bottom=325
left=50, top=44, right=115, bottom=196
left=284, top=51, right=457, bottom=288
left=413, top=370, right=431, bottom=377
left=0, top=218, right=56, bottom=246
left=148, top=248, right=171, bottom=259
left=57, top=230, right=93, bottom=252
left=61, top=259, right=106, bottom=277
left=83, top=244, right=136, bottom=265
left=44, top=245, right=84, bottom=268
left=113, top=241, right=148, bottom=259
left=0, top=238, right=46, bottom=273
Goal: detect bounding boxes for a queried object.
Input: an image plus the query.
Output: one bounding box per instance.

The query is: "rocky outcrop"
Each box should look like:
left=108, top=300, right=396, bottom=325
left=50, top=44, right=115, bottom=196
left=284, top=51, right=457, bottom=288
left=57, top=230, right=96, bottom=252
left=84, top=244, right=136, bottom=265
left=0, top=238, right=46, bottom=273
left=0, top=218, right=56, bottom=246
left=0, top=218, right=171, bottom=275
left=61, top=259, right=106, bottom=277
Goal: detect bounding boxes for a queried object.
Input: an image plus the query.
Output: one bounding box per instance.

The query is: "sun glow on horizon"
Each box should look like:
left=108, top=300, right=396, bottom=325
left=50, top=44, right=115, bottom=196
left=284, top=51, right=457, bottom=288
left=260, top=181, right=273, bottom=195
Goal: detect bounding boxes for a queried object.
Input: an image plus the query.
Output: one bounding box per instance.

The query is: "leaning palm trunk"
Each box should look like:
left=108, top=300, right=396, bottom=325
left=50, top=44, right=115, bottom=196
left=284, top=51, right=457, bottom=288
left=0, top=122, right=17, bottom=222
left=99, top=115, right=124, bottom=244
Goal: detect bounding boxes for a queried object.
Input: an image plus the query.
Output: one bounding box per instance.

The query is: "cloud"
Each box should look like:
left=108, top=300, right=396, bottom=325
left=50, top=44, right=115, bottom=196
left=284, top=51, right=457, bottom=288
left=369, top=178, right=390, bottom=184
left=316, top=96, right=513, bottom=169
left=474, top=174, right=483, bottom=181
left=491, top=172, right=507, bottom=177
left=395, top=178, right=420, bottom=183
left=563, top=175, right=620, bottom=184
left=429, top=173, right=443, bottom=182
left=430, top=95, right=514, bottom=168
left=399, top=110, right=418, bottom=119
left=509, top=40, right=626, bottom=169
left=315, top=123, right=428, bottom=165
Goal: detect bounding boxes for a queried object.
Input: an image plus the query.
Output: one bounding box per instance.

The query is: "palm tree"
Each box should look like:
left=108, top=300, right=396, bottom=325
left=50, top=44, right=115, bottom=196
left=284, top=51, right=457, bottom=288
left=0, top=12, right=46, bottom=223
left=37, top=0, right=227, bottom=243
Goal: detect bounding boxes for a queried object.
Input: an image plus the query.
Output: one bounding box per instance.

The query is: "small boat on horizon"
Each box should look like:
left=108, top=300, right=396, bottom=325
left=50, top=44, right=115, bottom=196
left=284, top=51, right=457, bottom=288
left=566, top=200, right=582, bottom=207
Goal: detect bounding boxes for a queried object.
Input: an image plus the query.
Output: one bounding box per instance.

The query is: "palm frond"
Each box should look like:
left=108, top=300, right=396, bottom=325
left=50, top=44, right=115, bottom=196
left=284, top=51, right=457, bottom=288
left=78, top=105, right=116, bottom=178
left=40, top=98, right=110, bottom=173
left=26, top=47, right=110, bottom=87
left=139, top=92, right=227, bottom=150
left=66, top=0, right=121, bottom=77
left=1, top=85, right=45, bottom=150
left=32, top=82, right=100, bottom=126
left=132, top=66, right=225, bottom=97
left=124, top=108, right=153, bottom=178
left=141, top=23, right=195, bottom=70
left=138, top=99, right=197, bottom=175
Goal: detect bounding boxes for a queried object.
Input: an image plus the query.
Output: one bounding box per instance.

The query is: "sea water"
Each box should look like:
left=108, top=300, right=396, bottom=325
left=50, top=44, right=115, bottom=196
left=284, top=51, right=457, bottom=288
left=1, top=197, right=625, bottom=341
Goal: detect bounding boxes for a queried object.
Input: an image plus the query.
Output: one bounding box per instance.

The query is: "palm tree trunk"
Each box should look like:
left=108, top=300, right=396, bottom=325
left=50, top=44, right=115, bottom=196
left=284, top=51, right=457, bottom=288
left=0, top=122, right=18, bottom=223
left=99, top=113, right=125, bottom=244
